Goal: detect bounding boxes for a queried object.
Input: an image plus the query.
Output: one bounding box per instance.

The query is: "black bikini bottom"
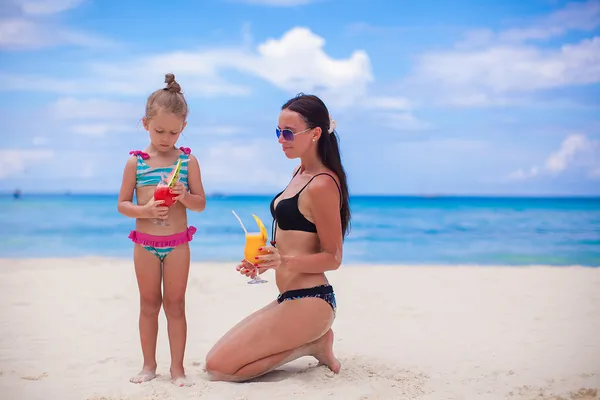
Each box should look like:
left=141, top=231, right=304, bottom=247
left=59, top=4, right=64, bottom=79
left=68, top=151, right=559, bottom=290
left=276, top=284, right=336, bottom=313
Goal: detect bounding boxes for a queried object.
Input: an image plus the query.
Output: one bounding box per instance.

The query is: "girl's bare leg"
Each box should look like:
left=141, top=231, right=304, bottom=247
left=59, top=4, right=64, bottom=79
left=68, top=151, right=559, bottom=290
left=162, top=243, right=192, bottom=386
left=130, top=245, right=163, bottom=383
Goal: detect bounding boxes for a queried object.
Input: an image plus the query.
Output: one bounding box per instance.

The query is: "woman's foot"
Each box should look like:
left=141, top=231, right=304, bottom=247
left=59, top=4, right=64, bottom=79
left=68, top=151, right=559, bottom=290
left=171, top=365, right=194, bottom=387
left=129, top=364, right=157, bottom=383
left=311, top=329, right=341, bottom=374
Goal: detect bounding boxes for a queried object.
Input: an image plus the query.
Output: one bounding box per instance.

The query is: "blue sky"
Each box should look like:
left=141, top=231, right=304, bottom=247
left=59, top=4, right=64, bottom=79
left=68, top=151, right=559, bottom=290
left=1, top=0, right=599, bottom=195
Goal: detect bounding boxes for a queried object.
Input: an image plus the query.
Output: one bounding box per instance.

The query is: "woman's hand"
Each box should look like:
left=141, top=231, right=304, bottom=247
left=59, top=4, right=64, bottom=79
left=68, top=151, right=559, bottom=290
left=170, top=181, right=187, bottom=202
left=236, top=245, right=281, bottom=277
left=237, top=259, right=265, bottom=278
left=142, top=198, right=168, bottom=219
left=254, top=245, right=281, bottom=269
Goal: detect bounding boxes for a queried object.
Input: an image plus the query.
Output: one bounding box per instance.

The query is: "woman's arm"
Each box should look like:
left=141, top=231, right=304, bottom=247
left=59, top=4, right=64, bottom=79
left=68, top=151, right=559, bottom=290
left=179, top=155, right=207, bottom=212
left=280, top=174, right=343, bottom=273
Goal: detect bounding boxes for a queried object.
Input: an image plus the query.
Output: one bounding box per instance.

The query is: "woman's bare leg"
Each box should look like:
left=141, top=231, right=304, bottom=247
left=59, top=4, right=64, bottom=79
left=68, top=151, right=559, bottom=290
left=205, top=297, right=339, bottom=382
left=223, top=328, right=340, bottom=382
left=130, top=245, right=163, bottom=383
left=162, top=243, right=192, bottom=386
left=205, top=300, right=278, bottom=362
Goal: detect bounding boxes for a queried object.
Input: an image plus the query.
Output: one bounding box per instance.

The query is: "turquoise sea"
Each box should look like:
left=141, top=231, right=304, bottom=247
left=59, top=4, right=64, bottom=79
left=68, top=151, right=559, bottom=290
left=1, top=194, right=599, bottom=266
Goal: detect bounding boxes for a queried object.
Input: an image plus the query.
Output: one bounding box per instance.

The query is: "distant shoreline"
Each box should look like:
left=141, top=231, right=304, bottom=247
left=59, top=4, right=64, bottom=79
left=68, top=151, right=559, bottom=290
left=0, top=256, right=597, bottom=268
left=2, top=192, right=600, bottom=199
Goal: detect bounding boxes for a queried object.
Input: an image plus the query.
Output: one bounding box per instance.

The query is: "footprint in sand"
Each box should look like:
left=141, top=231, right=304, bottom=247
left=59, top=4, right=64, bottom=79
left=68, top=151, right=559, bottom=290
left=20, top=372, right=48, bottom=380
left=568, top=388, right=598, bottom=400
left=351, top=361, right=429, bottom=397
left=97, top=356, right=117, bottom=364
left=86, top=397, right=130, bottom=400
left=284, top=356, right=429, bottom=398
left=510, top=386, right=598, bottom=400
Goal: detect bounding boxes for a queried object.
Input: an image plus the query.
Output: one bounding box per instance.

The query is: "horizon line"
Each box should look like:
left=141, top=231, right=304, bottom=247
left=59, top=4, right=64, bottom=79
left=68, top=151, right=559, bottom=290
left=2, top=191, right=600, bottom=199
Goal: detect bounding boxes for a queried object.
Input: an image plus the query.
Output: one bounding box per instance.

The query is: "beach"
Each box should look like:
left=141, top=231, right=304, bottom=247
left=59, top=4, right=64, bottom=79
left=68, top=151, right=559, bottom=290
left=0, top=258, right=598, bottom=400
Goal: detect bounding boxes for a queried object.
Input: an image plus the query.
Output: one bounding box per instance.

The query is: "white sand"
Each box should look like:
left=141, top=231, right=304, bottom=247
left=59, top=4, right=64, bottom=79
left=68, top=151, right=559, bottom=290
left=0, top=258, right=598, bottom=400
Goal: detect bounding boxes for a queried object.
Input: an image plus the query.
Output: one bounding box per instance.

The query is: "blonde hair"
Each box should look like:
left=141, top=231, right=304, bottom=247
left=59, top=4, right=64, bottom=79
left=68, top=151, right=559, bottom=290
left=145, top=73, right=189, bottom=119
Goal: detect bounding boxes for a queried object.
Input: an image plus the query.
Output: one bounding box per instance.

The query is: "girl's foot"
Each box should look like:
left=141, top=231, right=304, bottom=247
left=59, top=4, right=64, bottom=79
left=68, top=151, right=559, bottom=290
left=172, top=375, right=194, bottom=387
left=129, top=365, right=157, bottom=384
left=171, top=366, right=194, bottom=387
left=312, top=329, right=341, bottom=374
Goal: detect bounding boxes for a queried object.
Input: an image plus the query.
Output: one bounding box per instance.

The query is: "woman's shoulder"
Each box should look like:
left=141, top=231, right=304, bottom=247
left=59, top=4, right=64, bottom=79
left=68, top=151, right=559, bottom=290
left=307, top=169, right=341, bottom=195
left=316, top=168, right=340, bottom=183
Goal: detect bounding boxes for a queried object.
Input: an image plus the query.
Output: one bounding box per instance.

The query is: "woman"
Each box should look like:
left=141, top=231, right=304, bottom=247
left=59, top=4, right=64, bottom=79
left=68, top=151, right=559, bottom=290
left=204, top=93, right=351, bottom=382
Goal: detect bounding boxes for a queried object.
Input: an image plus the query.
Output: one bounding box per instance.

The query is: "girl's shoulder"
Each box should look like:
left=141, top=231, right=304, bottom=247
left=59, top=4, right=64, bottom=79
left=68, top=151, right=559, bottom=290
left=127, top=147, right=192, bottom=159
left=178, top=146, right=192, bottom=155
left=129, top=150, right=150, bottom=160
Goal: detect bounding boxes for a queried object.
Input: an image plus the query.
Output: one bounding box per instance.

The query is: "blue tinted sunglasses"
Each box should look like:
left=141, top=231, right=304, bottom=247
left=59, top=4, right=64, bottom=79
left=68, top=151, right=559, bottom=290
left=276, top=127, right=312, bottom=141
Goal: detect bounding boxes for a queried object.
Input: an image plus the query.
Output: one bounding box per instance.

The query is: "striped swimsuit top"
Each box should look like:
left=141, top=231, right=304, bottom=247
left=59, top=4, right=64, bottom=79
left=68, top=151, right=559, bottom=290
left=129, top=147, right=191, bottom=189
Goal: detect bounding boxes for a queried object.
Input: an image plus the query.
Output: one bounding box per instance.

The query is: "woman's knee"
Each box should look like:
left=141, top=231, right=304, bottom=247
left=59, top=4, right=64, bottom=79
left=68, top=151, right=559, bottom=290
left=163, top=296, right=185, bottom=318
left=205, top=347, right=238, bottom=377
left=140, top=295, right=162, bottom=317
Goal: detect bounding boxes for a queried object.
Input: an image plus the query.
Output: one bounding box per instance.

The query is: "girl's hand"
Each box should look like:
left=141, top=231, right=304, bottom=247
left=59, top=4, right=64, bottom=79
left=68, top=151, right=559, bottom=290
left=143, top=198, right=168, bottom=219
left=170, top=181, right=187, bottom=202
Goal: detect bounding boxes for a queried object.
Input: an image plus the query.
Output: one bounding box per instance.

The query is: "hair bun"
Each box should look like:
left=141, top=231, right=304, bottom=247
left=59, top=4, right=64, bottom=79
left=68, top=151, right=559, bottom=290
left=164, top=73, right=182, bottom=93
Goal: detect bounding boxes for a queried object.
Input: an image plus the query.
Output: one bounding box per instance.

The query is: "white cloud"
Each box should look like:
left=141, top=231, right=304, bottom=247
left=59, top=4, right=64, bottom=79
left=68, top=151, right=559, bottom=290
left=0, top=27, right=372, bottom=107
left=405, top=1, right=600, bottom=107
left=71, top=123, right=134, bottom=137
left=0, top=149, right=54, bottom=179
left=507, top=133, right=599, bottom=181
left=187, top=125, right=244, bottom=136
left=200, top=140, right=293, bottom=192
left=544, top=133, right=591, bottom=173
left=380, top=112, right=431, bottom=131
left=235, top=27, right=372, bottom=106
left=589, top=168, right=600, bottom=178
left=0, top=70, right=250, bottom=97
left=0, top=18, right=111, bottom=49
left=48, top=97, right=140, bottom=120
left=0, top=25, right=104, bottom=50
left=363, top=96, right=430, bottom=131
left=413, top=37, right=600, bottom=94
left=506, top=167, right=539, bottom=181
left=458, top=1, right=600, bottom=47
left=16, top=0, right=85, bottom=15
left=32, top=136, right=48, bottom=146
left=45, top=98, right=141, bottom=137
left=365, top=96, right=412, bottom=111
left=0, top=0, right=111, bottom=50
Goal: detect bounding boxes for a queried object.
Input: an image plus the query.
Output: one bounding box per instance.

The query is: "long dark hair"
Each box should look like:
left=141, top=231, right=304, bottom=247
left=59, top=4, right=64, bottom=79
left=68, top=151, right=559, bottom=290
left=282, top=93, right=351, bottom=238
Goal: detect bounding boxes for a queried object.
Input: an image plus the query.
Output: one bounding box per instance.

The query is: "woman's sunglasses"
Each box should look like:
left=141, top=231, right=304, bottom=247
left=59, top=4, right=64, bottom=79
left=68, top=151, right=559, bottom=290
left=276, top=127, right=312, bottom=142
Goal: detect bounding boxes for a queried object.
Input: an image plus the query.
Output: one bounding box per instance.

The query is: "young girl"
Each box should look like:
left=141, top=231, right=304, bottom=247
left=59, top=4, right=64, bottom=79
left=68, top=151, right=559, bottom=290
left=117, top=73, right=206, bottom=387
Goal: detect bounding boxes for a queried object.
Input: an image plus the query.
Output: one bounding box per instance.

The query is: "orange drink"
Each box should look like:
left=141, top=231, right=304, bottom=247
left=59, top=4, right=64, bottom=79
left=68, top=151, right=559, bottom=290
left=244, top=232, right=267, bottom=264
left=232, top=210, right=270, bottom=284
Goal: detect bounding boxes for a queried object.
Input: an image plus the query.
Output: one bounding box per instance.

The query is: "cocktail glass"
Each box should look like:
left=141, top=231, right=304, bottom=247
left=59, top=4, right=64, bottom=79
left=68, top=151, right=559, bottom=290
left=152, top=177, right=173, bottom=226
left=232, top=210, right=269, bottom=284
left=152, top=159, right=183, bottom=226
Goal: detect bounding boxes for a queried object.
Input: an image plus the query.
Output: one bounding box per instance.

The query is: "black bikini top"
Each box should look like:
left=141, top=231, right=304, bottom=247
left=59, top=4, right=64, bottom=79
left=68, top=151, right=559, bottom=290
left=269, top=169, right=342, bottom=241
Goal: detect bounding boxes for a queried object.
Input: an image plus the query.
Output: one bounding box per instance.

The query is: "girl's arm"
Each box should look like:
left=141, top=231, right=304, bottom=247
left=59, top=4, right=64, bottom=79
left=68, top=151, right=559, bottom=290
left=117, top=157, right=149, bottom=218
left=280, top=175, right=343, bottom=273
left=179, top=155, right=206, bottom=212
